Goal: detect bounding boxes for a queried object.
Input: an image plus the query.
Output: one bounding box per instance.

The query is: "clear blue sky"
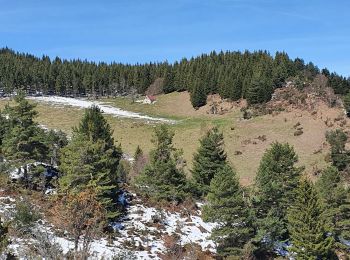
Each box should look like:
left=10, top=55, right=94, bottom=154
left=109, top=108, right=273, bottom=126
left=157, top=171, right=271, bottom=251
left=1, top=0, right=349, bottom=76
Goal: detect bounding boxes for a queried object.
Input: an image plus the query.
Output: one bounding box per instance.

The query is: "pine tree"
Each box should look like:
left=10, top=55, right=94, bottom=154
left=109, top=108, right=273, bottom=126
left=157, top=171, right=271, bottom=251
left=326, top=129, right=350, bottom=171
left=287, top=179, right=334, bottom=259
left=75, top=105, right=115, bottom=147
left=0, top=219, right=9, bottom=253
left=134, top=145, right=143, bottom=160
left=316, top=166, right=350, bottom=245
left=136, top=125, right=187, bottom=202
left=254, top=142, right=303, bottom=247
left=202, top=165, right=255, bottom=257
left=190, top=79, right=207, bottom=108
left=0, top=110, right=9, bottom=148
left=343, top=92, right=350, bottom=116
left=191, top=127, right=227, bottom=197
left=2, top=94, right=49, bottom=164
left=59, top=106, right=122, bottom=219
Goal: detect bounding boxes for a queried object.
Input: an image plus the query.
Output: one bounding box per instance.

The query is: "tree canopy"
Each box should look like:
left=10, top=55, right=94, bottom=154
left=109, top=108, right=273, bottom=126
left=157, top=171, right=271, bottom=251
left=1, top=48, right=349, bottom=108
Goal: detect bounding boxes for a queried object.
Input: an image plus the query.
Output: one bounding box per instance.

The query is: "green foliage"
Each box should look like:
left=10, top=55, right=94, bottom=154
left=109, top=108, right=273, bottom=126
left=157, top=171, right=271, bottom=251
left=2, top=48, right=346, bottom=108
left=254, top=142, right=303, bottom=248
left=343, top=92, right=350, bottom=115
left=326, top=129, right=350, bottom=171
left=59, top=106, right=122, bottom=219
left=134, top=145, right=143, bottom=160
left=13, top=200, right=40, bottom=233
left=191, top=127, right=227, bottom=197
left=316, top=166, right=350, bottom=245
left=202, top=165, right=255, bottom=257
left=246, top=70, right=274, bottom=105
left=75, top=105, right=115, bottom=147
left=116, top=159, right=131, bottom=184
left=0, top=110, right=9, bottom=148
left=0, top=219, right=9, bottom=253
left=190, top=79, right=207, bottom=108
left=287, top=179, right=335, bottom=259
left=44, top=129, right=68, bottom=166
left=136, top=125, right=187, bottom=202
left=1, top=94, right=49, bottom=164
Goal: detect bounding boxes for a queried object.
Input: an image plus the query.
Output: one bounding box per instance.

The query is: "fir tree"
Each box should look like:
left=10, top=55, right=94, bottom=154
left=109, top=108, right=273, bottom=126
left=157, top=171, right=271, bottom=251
left=191, top=127, right=227, bottom=197
left=134, top=145, right=143, bottom=160
left=202, top=165, right=255, bottom=257
left=326, top=129, right=350, bottom=171
left=316, top=166, right=350, bottom=245
left=75, top=105, right=116, bottom=148
left=287, top=179, right=334, bottom=259
left=0, top=219, right=9, bottom=253
left=2, top=94, right=49, bottom=164
left=137, top=125, right=187, bottom=202
left=59, top=106, right=122, bottom=219
left=0, top=110, right=9, bottom=148
left=254, top=142, right=303, bottom=248
left=190, top=79, right=207, bottom=108
left=343, top=92, right=350, bottom=116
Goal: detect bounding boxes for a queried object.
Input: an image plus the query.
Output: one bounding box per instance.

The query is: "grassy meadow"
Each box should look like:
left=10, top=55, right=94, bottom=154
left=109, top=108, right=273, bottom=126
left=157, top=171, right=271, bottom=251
left=0, top=91, right=338, bottom=185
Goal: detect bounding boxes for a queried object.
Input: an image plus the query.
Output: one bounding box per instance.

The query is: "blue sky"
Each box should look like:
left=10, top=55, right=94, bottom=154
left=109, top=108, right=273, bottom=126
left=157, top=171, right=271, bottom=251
left=1, top=0, right=349, bottom=76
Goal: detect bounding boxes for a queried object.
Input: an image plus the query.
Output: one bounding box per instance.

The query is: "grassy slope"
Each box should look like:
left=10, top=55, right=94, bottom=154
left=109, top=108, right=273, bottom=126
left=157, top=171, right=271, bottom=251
left=1, top=91, right=342, bottom=185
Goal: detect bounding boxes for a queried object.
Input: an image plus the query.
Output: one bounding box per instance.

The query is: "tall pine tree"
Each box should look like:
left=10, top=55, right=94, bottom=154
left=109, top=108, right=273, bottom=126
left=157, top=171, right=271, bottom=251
left=190, top=78, right=207, bottom=108
left=287, top=179, right=334, bottom=259
left=203, top=164, right=255, bottom=257
left=2, top=94, right=49, bottom=164
left=326, top=129, right=350, bottom=171
left=254, top=142, right=303, bottom=249
left=136, top=125, right=187, bottom=202
left=316, top=166, right=350, bottom=246
left=191, top=127, right=227, bottom=197
left=59, top=106, right=122, bottom=219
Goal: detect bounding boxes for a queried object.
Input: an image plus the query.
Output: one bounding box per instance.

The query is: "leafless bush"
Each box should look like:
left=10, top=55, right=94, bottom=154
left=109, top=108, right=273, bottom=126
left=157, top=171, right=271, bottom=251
left=294, top=129, right=304, bottom=136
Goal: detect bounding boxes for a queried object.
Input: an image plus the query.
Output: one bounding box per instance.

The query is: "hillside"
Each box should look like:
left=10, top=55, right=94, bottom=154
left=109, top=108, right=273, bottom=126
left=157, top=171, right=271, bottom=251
left=0, top=87, right=346, bottom=185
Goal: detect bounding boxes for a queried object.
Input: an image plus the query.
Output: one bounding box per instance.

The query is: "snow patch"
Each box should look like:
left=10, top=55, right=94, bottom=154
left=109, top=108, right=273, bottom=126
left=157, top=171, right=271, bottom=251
left=28, top=96, right=176, bottom=124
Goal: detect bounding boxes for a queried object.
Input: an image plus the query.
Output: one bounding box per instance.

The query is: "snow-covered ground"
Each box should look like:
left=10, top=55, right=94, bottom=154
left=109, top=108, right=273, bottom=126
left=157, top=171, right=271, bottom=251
left=28, top=96, right=176, bottom=124
left=0, top=192, right=216, bottom=259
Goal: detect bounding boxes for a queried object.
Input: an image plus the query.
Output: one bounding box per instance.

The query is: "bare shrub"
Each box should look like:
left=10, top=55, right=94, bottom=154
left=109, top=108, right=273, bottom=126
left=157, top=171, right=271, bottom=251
left=294, top=129, right=304, bottom=136
left=145, top=78, right=164, bottom=96
left=26, top=230, right=64, bottom=259
left=160, top=234, right=185, bottom=260
left=293, top=122, right=301, bottom=129
left=50, top=189, right=106, bottom=255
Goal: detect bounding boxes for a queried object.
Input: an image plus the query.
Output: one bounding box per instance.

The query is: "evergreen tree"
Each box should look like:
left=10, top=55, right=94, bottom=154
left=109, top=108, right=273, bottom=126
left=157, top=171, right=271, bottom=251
left=287, top=179, right=334, bottom=259
left=2, top=94, right=49, bottom=164
left=137, top=125, right=187, bottom=202
left=316, top=166, right=350, bottom=245
left=202, top=165, right=255, bottom=257
left=191, top=127, right=227, bottom=197
left=0, top=219, right=9, bottom=253
left=246, top=70, right=273, bottom=105
left=254, top=142, right=303, bottom=248
left=343, top=92, right=350, bottom=116
left=0, top=110, right=9, bottom=148
left=59, top=106, right=122, bottom=219
left=326, top=129, right=350, bottom=171
left=134, top=145, right=143, bottom=160
left=190, top=79, right=207, bottom=108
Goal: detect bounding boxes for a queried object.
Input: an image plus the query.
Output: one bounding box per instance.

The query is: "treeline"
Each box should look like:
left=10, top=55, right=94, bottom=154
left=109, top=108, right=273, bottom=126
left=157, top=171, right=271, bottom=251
left=1, top=47, right=350, bottom=107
